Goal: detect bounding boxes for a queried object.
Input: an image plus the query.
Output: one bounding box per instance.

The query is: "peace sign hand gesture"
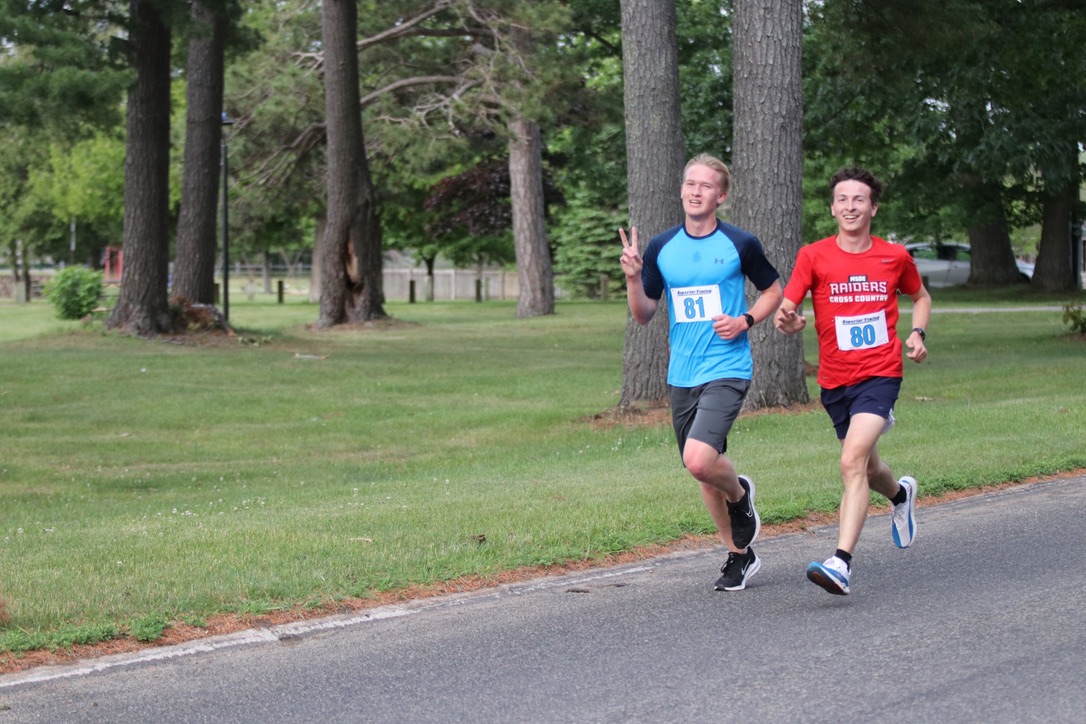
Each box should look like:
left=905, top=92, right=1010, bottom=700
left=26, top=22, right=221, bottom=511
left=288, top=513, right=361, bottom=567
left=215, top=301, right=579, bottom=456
left=619, top=227, right=642, bottom=280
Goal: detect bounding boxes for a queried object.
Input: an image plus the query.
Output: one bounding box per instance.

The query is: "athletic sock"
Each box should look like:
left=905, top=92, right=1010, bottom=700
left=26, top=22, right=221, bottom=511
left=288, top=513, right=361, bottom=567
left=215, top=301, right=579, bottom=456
left=890, top=486, right=907, bottom=506
left=834, top=549, right=852, bottom=570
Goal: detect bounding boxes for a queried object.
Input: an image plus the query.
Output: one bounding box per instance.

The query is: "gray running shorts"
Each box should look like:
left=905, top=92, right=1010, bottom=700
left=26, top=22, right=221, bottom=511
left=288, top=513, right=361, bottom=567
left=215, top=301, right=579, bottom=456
left=669, top=378, right=750, bottom=460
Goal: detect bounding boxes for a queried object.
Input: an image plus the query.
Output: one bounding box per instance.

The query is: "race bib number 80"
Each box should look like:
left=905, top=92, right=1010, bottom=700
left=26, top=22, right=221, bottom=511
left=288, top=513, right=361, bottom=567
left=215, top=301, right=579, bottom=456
left=835, top=310, right=890, bottom=351
left=670, top=285, right=723, bottom=323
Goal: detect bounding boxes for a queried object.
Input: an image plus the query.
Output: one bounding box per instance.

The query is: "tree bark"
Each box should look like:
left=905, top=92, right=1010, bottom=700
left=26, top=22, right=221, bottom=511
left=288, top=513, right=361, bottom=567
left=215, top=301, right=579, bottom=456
left=172, top=0, right=226, bottom=305
left=961, top=176, right=1023, bottom=286
left=732, top=0, right=808, bottom=410
left=618, top=0, right=685, bottom=408
left=318, top=0, right=386, bottom=328
left=107, top=0, right=173, bottom=336
left=1033, top=169, right=1078, bottom=292
left=509, top=118, right=555, bottom=318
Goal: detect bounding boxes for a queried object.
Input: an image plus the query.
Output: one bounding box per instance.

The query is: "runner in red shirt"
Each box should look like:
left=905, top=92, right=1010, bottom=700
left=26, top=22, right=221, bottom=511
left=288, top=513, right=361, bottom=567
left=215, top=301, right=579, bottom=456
left=775, top=167, right=932, bottom=595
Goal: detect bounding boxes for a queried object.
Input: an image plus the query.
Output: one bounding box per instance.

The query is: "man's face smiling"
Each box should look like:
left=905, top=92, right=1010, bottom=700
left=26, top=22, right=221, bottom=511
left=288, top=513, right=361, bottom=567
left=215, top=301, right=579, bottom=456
left=831, top=179, right=878, bottom=234
left=681, top=164, right=726, bottom=222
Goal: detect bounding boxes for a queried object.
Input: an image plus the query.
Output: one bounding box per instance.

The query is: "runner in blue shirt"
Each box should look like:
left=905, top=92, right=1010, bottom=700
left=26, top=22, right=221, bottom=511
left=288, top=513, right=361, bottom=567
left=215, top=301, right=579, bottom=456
left=620, top=154, right=783, bottom=591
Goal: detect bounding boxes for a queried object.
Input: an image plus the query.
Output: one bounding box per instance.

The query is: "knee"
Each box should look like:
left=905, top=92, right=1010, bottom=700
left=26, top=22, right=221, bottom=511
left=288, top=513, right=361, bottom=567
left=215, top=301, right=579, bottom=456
left=839, top=452, right=868, bottom=484
left=683, top=446, right=717, bottom=483
left=684, top=454, right=711, bottom=482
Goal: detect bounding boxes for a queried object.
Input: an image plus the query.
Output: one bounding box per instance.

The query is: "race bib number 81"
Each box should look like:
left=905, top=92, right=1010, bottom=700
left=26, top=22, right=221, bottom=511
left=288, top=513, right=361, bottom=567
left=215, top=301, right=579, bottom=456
left=670, top=285, right=723, bottom=323
left=835, top=310, right=889, bottom=351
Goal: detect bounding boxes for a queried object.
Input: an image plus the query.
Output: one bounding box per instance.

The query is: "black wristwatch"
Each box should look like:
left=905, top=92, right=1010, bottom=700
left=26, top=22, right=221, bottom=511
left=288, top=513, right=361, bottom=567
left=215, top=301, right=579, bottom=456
left=744, top=313, right=755, bottom=329
left=911, top=327, right=926, bottom=341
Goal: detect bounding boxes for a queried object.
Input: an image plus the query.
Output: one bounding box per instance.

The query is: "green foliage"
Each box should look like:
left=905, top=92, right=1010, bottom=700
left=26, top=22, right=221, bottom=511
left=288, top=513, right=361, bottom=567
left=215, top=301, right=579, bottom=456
left=0, top=1, right=128, bottom=134
left=129, top=614, right=169, bottom=642
left=43, top=266, right=104, bottom=320
left=0, top=623, right=119, bottom=654
left=0, top=129, right=66, bottom=263
left=1062, top=302, right=1086, bottom=334
left=551, top=193, right=625, bottom=299
left=677, top=0, right=735, bottom=156
left=805, top=0, right=1086, bottom=251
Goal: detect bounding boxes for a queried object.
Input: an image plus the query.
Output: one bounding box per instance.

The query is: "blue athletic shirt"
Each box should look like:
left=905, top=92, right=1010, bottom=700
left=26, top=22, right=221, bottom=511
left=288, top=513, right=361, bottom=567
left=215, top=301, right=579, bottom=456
left=641, top=219, right=780, bottom=387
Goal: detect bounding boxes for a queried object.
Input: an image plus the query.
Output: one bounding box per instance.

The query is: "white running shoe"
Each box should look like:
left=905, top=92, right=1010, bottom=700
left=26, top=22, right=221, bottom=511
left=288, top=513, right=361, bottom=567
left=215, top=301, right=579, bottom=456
left=891, top=476, right=918, bottom=549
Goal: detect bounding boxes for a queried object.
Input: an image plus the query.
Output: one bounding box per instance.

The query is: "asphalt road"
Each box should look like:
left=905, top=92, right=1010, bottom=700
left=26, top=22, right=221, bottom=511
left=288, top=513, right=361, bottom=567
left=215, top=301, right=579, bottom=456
left=2, top=475, right=1084, bottom=723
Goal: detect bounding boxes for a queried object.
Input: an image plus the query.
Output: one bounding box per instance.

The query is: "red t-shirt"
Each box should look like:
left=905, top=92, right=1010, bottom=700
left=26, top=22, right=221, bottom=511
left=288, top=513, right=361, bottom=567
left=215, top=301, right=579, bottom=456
left=783, top=235, right=923, bottom=389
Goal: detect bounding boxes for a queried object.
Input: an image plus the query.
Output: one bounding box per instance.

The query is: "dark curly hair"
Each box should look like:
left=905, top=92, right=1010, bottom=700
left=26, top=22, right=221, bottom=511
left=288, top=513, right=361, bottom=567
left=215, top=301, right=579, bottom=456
left=829, top=167, right=884, bottom=205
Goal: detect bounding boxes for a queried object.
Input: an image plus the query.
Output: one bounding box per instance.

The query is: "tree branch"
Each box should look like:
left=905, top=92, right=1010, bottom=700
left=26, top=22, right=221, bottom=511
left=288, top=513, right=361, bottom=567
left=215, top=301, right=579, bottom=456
left=357, top=0, right=454, bottom=52
left=360, top=75, right=478, bottom=108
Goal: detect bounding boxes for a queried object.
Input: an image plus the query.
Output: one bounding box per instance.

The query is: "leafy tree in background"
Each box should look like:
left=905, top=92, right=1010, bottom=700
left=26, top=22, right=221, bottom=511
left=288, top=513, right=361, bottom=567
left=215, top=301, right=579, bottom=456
left=0, top=0, right=128, bottom=281
left=676, top=0, right=734, bottom=158
left=355, top=0, right=588, bottom=318
left=809, top=0, right=1086, bottom=290
left=550, top=192, right=626, bottom=300
left=220, top=0, right=326, bottom=301
left=0, top=131, right=62, bottom=294
left=32, top=132, right=126, bottom=266
left=0, top=0, right=128, bottom=134
left=5, top=0, right=1078, bottom=325
left=548, top=0, right=627, bottom=300
left=423, top=159, right=515, bottom=263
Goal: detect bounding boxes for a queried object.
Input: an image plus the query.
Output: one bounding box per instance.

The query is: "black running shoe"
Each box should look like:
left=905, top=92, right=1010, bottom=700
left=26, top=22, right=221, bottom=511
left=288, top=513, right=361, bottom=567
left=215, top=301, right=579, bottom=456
left=714, top=548, right=761, bottom=591
left=727, top=475, right=761, bottom=549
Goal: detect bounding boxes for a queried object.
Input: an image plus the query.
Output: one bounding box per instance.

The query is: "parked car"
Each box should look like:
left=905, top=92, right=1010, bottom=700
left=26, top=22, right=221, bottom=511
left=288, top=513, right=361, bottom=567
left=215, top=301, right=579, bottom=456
left=903, top=241, right=1034, bottom=288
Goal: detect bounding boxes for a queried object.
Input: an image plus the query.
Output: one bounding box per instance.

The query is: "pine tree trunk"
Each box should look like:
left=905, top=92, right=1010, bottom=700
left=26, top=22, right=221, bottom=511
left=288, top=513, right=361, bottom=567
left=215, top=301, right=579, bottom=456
left=732, top=0, right=808, bottom=410
left=107, top=0, right=173, bottom=336
left=173, top=0, right=226, bottom=305
left=618, top=0, right=685, bottom=408
left=317, top=0, right=386, bottom=328
left=509, top=118, right=554, bottom=319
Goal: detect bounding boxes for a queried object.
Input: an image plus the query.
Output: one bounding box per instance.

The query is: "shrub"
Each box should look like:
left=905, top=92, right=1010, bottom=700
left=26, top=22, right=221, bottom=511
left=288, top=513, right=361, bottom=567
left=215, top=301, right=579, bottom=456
left=1062, top=302, right=1086, bottom=334
left=551, top=197, right=626, bottom=300
left=43, top=266, right=105, bottom=320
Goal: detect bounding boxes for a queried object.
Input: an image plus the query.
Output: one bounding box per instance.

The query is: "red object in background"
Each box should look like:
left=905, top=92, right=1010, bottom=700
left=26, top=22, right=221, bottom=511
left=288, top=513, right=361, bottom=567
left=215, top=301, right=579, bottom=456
left=103, top=246, right=123, bottom=283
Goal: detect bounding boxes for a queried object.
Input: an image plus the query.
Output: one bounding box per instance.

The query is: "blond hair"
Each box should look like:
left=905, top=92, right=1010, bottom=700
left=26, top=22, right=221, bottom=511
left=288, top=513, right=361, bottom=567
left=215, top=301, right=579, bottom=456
left=684, top=153, right=731, bottom=195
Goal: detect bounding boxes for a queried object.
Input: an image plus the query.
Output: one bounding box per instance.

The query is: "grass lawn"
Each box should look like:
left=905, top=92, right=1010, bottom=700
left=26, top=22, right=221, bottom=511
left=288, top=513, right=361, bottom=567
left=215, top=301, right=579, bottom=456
left=1, top=287, right=1084, bottom=658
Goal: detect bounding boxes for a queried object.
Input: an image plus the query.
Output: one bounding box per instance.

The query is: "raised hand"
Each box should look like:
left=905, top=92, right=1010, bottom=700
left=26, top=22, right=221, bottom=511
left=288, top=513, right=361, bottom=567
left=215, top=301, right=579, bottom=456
left=618, top=227, right=642, bottom=279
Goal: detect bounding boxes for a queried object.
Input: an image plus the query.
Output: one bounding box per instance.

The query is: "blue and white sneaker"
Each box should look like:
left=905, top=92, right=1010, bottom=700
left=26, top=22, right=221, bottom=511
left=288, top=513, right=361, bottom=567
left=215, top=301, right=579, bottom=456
left=807, top=556, right=850, bottom=595
left=891, top=476, right=918, bottom=549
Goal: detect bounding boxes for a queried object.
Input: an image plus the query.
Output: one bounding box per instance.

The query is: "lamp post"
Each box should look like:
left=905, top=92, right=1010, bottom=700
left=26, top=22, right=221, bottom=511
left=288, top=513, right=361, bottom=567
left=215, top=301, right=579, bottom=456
left=221, top=111, right=235, bottom=321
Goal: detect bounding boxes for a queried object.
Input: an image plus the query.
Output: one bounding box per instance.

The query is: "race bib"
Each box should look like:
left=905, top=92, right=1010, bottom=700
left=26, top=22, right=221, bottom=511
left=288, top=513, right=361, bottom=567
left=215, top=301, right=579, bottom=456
left=670, top=285, right=723, bottom=323
left=835, top=310, right=890, bottom=351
